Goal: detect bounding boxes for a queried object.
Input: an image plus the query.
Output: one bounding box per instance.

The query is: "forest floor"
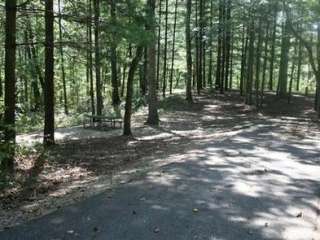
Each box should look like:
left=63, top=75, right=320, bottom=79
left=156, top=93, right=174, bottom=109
left=1, top=91, right=320, bottom=240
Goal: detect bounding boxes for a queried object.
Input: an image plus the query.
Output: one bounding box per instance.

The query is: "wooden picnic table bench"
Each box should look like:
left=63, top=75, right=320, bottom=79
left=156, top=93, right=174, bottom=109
left=83, top=114, right=123, bottom=129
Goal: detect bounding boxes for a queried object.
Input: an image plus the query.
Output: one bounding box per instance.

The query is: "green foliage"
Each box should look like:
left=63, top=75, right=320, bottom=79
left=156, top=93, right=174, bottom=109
left=16, top=112, right=43, bottom=134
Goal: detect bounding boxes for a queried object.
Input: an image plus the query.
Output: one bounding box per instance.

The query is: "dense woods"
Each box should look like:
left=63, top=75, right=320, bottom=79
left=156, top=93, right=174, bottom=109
left=0, top=0, right=320, bottom=174
left=1, top=1, right=320, bottom=238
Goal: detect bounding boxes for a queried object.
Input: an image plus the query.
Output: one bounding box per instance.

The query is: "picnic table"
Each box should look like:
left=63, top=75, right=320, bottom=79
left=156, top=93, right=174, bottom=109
left=83, top=114, right=123, bottom=130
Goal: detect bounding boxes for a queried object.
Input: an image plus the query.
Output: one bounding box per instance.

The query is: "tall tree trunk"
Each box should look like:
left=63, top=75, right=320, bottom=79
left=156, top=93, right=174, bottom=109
left=162, top=0, right=169, bottom=97
left=220, top=0, right=226, bottom=94
left=25, top=37, right=41, bottom=111
left=121, top=47, right=131, bottom=98
left=255, top=17, right=263, bottom=107
left=3, top=0, right=17, bottom=171
left=278, top=18, right=290, bottom=98
left=229, top=35, right=234, bottom=89
left=94, top=0, right=103, bottom=115
left=260, top=18, right=270, bottom=107
left=58, top=0, right=68, bottom=115
left=123, top=46, right=144, bottom=136
left=207, top=0, right=214, bottom=89
left=25, top=8, right=45, bottom=108
left=245, top=14, right=255, bottom=105
left=185, top=0, right=193, bottom=102
left=296, top=38, right=302, bottom=92
left=315, top=22, right=320, bottom=116
left=110, top=0, right=120, bottom=106
left=269, top=3, right=278, bottom=91
left=215, top=0, right=223, bottom=90
left=261, top=18, right=270, bottom=94
left=240, top=23, right=248, bottom=96
left=195, top=0, right=200, bottom=93
left=169, top=0, right=178, bottom=95
left=156, top=0, right=162, bottom=89
left=288, top=39, right=297, bottom=104
left=87, top=0, right=95, bottom=115
left=44, top=0, right=55, bottom=146
left=201, top=0, right=206, bottom=89
left=0, top=53, right=3, bottom=98
left=146, top=0, right=160, bottom=125
left=197, top=0, right=203, bottom=94
left=140, top=47, right=148, bottom=96
left=224, top=0, right=232, bottom=91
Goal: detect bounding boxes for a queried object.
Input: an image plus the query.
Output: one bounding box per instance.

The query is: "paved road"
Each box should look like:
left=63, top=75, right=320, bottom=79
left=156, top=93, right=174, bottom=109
left=1, top=118, right=320, bottom=240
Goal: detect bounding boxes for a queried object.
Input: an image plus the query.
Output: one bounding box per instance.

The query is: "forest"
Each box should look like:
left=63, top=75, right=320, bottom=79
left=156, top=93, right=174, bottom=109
left=0, top=0, right=320, bottom=239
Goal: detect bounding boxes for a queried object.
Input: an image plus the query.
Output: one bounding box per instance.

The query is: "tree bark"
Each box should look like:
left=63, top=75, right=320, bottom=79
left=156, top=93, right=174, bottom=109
left=269, top=3, right=278, bottom=91
left=146, top=0, right=160, bottom=125
left=245, top=14, right=255, bottom=105
left=255, top=17, right=263, bottom=107
left=197, top=0, right=204, bottom=93
left=156, top=0, right=162, bottom=89
left=278, top=18, right=290, bottom=98
left=185, top=0, right=193, bottom=103
left=123, top=46, right=144, bottom=136
left=296, top=38, right=302, bottom=92
left=110, top=0, right=121, bottom=106
left=207, top=0, right=214, bottom=89
left=58, top=0, right=68, bottom=115
left=215, top=0, right=223, bottom=90
left=43, top=0, right=55, bottom=146
left=224, top=0, right=231, bottom=91
left=94, top=0, right=103, bottom=115
left=169, top=0, right=178, bottom=94
left=3, top=0, right=17, bottom=171
left=240, top=24, right=248, bottom=96
left=162, top=0, right=169, bottom=97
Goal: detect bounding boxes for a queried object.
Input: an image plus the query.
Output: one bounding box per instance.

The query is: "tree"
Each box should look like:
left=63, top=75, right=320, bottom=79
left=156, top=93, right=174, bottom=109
left=123, top=46, right=144, bottom=136
left=245, top=9, right=255, bottom=105
left=146, top=0, right=160, bottom=125
left=58, top=0, right=68, bottom=115
left=278, top=18, right=291, bottom=98
left=87, top=0, right=95, bottom=116
left=207, top=0, right=214, bottom=89
left=43, top=0, right=55, bottom=146
left=110, top=0, right=121, bottom=106
left=3, top=0, right=17, bottom=170
left=197, top=0, right=204, bottom=93
left=162, top=0, right=169, bottom=97
left=169, top=0, right=178, bottom=95
left=215, top=0, right=224, bottom=92
left=269, top=2, right=278, bottom=91
left=255, top=16, right=263, bottom=106
left=224, top=0, right=232, bottom=91
left=156, top=0, right=162, bottom=88
left=94, top=0, right=103, bottom=116
left=185, top=0, right=193, bottom=103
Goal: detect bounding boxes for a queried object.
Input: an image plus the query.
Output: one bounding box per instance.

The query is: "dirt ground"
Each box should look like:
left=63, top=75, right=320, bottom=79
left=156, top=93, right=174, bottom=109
left=0, top=91, right=319, bottom=232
